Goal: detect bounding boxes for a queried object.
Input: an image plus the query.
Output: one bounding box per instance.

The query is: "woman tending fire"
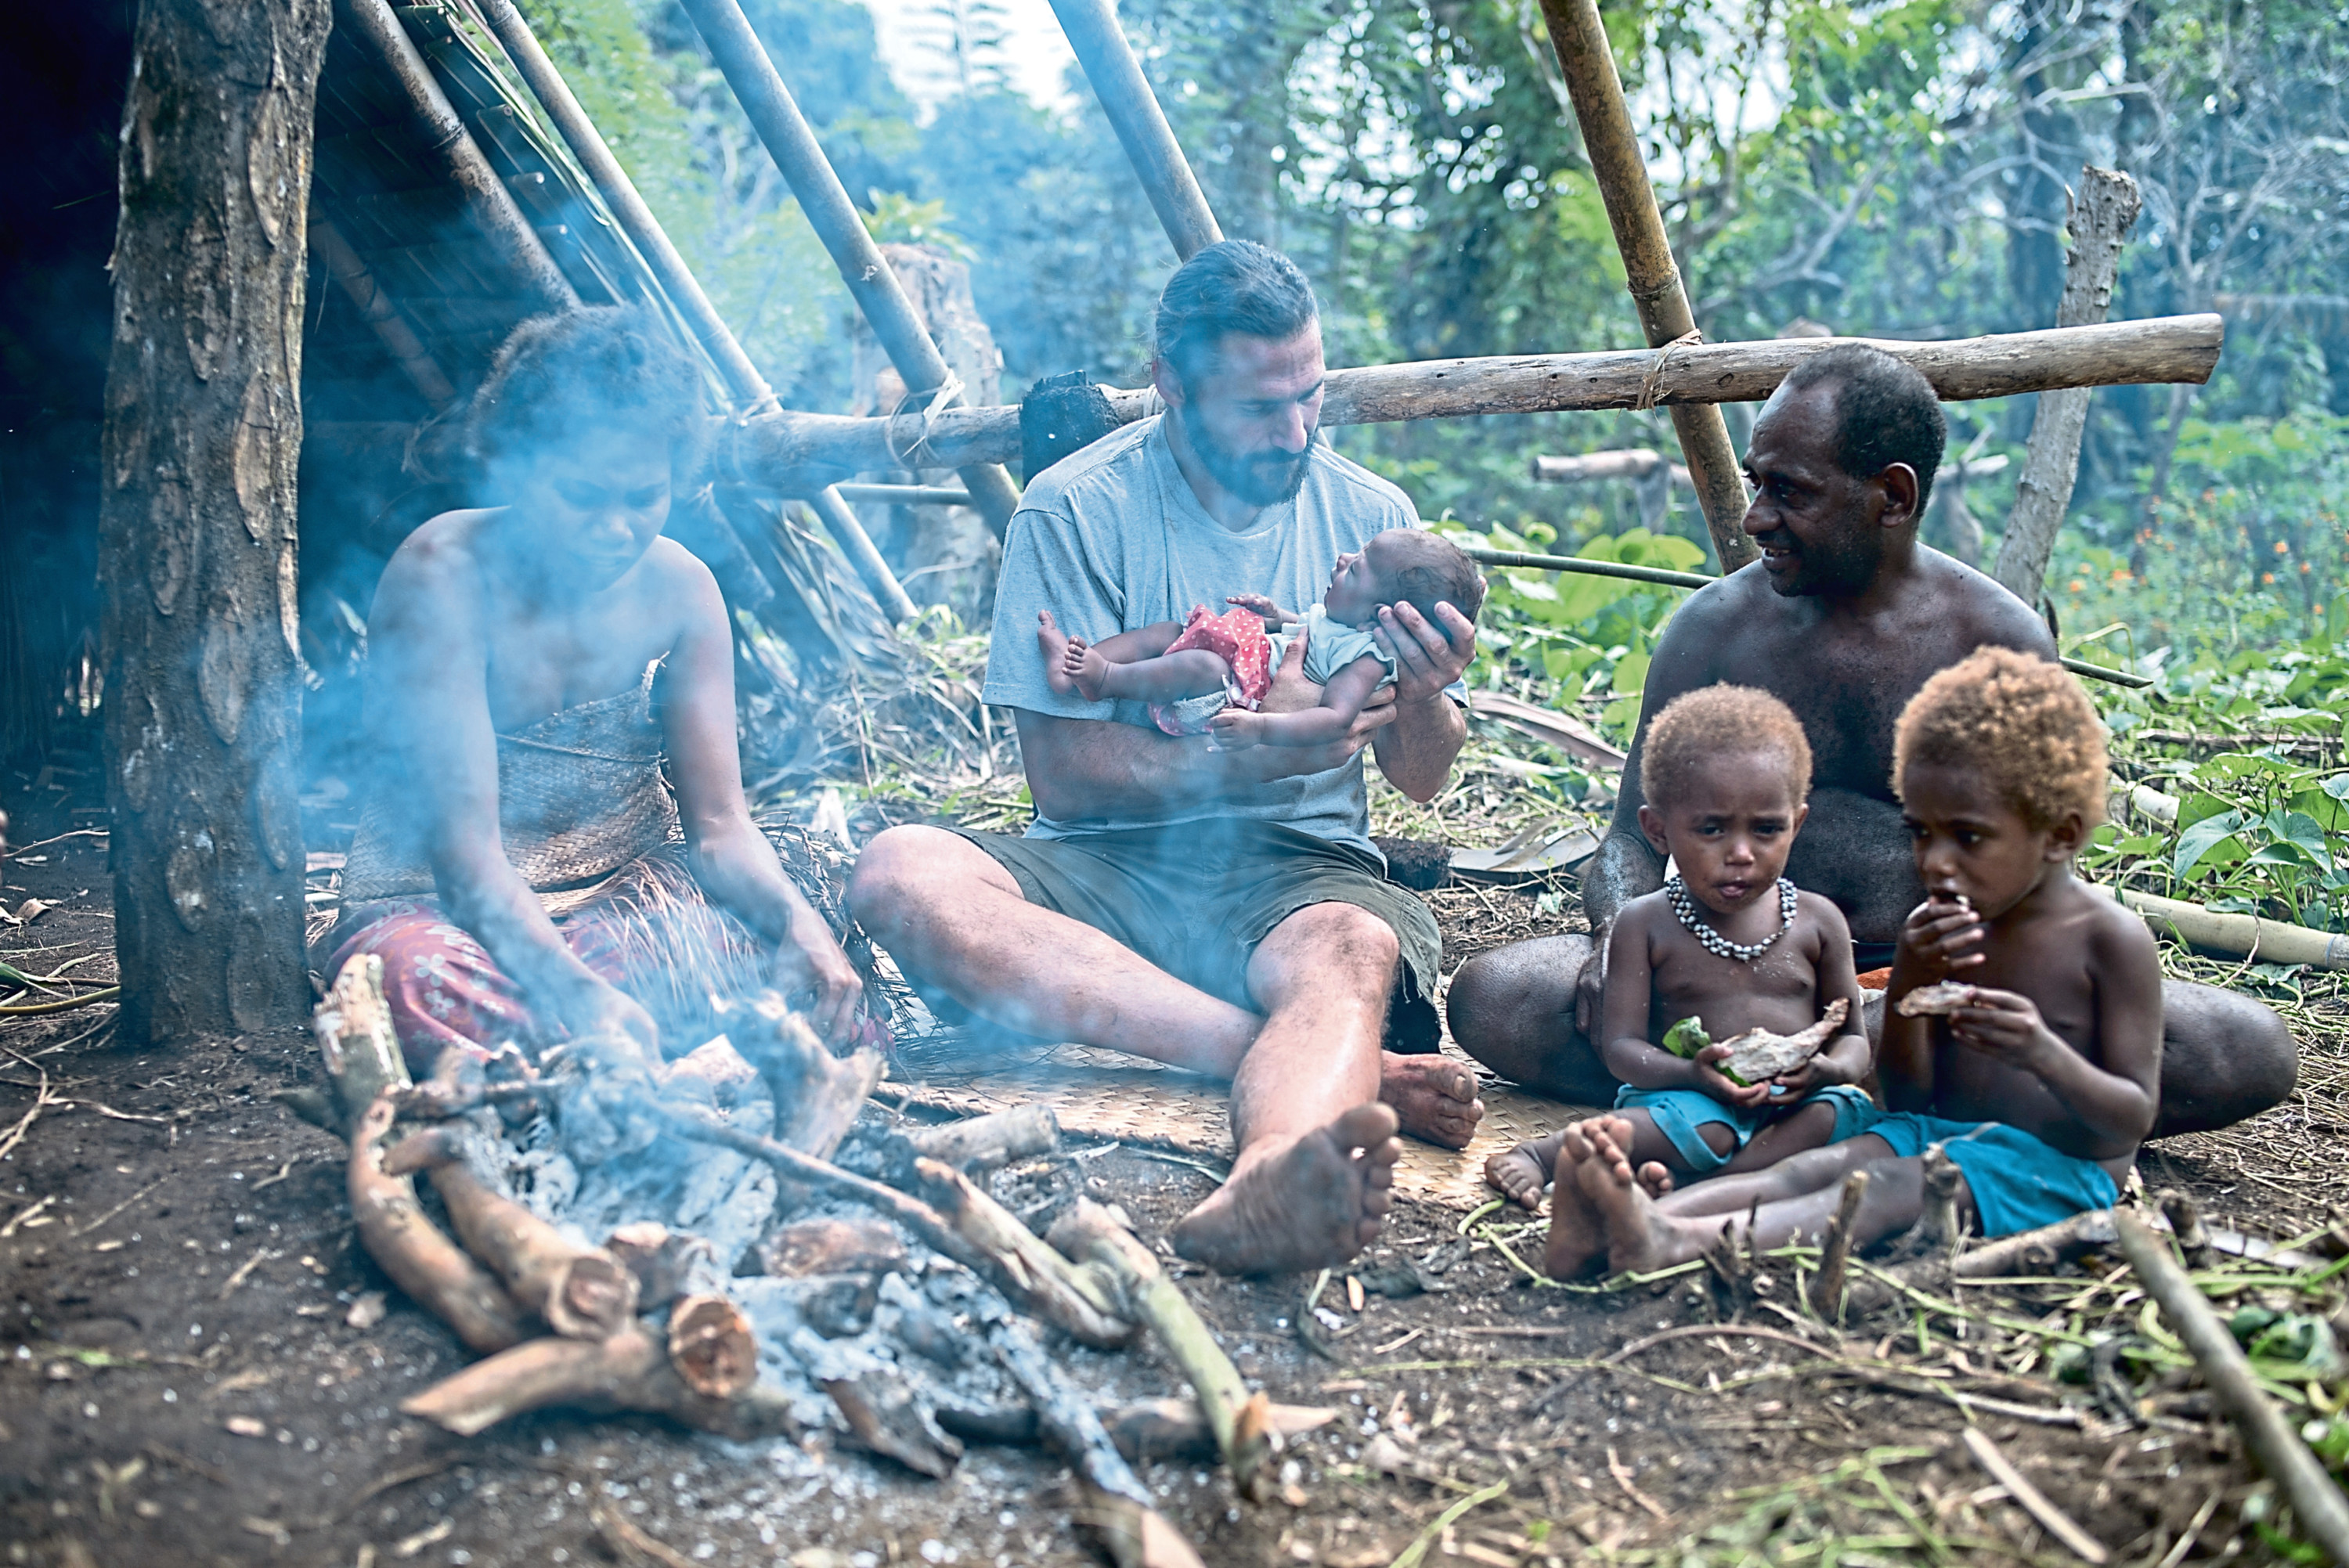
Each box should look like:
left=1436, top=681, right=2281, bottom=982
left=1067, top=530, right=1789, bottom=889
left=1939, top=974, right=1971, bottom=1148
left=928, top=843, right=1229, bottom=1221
left=320, top=308, right=876, bottom=1108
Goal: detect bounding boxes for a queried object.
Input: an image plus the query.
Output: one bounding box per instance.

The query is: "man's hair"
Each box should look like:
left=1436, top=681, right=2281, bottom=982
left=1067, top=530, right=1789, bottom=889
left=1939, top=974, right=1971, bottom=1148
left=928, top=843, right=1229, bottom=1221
left=1640, top=685, right=1813, bottom=809
left=470, top=307, right=709, bottom=479
left=1371, top=529, right=1487, bottom=624
left=1895, top=647, right=2107, bottom=830
left=1777, top=342, right=1947, bottom=516
left=1155, top=240, right=1319, bottom=387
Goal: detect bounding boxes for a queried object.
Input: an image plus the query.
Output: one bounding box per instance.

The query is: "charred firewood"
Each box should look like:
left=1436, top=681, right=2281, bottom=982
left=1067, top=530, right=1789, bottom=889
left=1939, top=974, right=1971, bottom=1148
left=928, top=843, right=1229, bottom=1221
left=385, top=1124, right=639, bottom=1339
left=713, top=992, right=882, bottom=1158
left=316, top=956, right=409, bottom=1130
left=604, top=1222, right=708, bottom=1310
left=1048, top=1199, right=1273, bottom=1501
left=667, top=1293, right=757, bottom=1399
left=821, top=1365, right=964, bottom=1480
left=401, top=1325, right=796, bottom=1440
left=345, top=1096, right=528, bottom=1354
left=756, top=1217, right=907, bottom=1278
left=653, top=1104, right=1138, bottom=1349
left=915, top=1158, right=1135, bottom=1350
left=933, top=1397, right=1336, bottom=1465
left=978, top=1299, right=1203, bottom=1568
left=905, top=1105, right=1060, bottom=1174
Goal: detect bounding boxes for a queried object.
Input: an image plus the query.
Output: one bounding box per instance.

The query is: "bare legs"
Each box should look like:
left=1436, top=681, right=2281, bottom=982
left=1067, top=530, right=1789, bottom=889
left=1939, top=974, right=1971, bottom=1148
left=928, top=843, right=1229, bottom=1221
left=1445, top=935, right=1618, bottom=1103
left=849, top=827, right=1444, bottom=1271
left=1541, top=1116, right=1943, bottom=1278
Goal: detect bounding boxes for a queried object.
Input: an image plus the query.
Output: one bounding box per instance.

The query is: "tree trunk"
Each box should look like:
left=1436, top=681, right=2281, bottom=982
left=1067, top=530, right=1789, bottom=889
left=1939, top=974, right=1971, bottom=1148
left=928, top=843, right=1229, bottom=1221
left=1993, top=167, right=2142, bottom=606
left=99, top=0, right=331, bottom=1042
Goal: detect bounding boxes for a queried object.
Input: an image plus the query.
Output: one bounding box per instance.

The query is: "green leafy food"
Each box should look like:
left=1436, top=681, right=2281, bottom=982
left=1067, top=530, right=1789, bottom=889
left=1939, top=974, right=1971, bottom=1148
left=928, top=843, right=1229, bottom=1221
left=1662, top=1015, right=1711, bottom=1060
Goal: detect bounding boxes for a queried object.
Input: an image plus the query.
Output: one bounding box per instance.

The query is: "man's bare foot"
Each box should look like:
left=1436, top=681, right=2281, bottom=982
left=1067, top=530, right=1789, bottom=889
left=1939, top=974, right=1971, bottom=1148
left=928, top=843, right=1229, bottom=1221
left=1541, top=1119, right=1610, bottom=1278
left=1380, top=1052, right=1483, bottom=1149
left=1037, top=611, right=1078, bottom=695
left=1170, top=1104, right=1401, bottom=1274
left=1486, top=1130, right=1561, bottom=1209
left=1577, top=1115, right=1717, bottom=1276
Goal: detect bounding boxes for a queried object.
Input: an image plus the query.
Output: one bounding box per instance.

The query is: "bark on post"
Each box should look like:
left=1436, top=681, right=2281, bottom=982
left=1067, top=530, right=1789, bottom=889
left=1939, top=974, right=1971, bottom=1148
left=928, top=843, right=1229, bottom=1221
left=1533, top=0, right=1755, bottom=572
left=1994, top=168, right=2142, bottom=605
left=99, top=0, right=332, bottom=1042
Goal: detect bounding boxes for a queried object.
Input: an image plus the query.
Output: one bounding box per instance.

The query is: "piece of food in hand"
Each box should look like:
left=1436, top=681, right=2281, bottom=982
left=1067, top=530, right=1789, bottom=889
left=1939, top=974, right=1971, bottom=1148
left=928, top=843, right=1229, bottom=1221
left=1660, top=1015, right=1712, bottom=1061
left=1896, top=981, right=1978, bottom=1017
left=1715, top=998, right=1852, bottom=1087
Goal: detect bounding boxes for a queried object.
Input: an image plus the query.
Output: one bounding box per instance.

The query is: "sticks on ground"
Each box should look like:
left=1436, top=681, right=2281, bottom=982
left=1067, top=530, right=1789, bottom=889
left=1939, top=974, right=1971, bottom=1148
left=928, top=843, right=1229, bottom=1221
left=1048, top=1199, right=1274, bottom=1501
left=1810, top=1170, right=1869, bottom=1325
left=2114, top=1210, right=2349, bottom=1564
left=907, top=1105, right=1061, bottom=1173
left=401, top=1322, right=796, bottom=1440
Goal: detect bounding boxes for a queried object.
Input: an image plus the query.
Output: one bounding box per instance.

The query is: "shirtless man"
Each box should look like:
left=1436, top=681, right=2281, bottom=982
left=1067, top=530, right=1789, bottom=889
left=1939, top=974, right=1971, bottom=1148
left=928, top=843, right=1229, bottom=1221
left=1448, top=344, right=2297, bottom=1137
left=849, top=242, right=1481, bottom=1274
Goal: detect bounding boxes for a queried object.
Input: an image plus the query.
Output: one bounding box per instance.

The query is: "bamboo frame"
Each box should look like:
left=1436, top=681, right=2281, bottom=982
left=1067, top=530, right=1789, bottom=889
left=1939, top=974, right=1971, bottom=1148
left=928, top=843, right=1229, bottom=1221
left=1046, top=0, right=1224, bottom=262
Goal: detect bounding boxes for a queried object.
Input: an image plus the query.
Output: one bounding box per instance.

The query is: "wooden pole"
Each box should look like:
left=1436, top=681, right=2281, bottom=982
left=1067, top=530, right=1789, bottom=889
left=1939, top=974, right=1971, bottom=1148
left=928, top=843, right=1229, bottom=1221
left=2115, top=1210, right=2349, bottom=1565
left=1531, top=449, right=1690, bottom=487
left=99, top=0, right=330, bottom=1042
left=1046, top=0, right=1224, bottom=262
left=673, top=0, right=1022, bottom=539
left=1532, top=0, right=1755, bottom=572
left=806, top=487, right=920, bottom=624
left=337, top=0, right=577, bottom=312
left=1995, top=168, right=2142, bottom=605
left=308, top=218, right=457, bottom=412
left=722, top=315, right=2224, bottom=481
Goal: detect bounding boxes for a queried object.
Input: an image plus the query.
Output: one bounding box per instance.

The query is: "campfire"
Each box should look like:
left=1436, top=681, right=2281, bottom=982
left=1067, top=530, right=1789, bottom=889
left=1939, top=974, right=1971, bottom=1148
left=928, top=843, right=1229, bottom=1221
left=308, top=956, right=1330, bottom=1567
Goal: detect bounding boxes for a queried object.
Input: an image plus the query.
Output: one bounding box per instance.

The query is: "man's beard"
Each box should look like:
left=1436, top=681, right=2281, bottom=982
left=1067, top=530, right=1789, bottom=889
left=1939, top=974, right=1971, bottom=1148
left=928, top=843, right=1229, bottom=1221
left=1185, top=409, right=1312, bottom=506
left=1756, top=519, right=1878, bottom=598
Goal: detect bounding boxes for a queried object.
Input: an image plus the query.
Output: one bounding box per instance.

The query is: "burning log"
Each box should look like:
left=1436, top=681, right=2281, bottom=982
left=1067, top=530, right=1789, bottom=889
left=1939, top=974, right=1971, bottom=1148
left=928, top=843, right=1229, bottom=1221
left=384, top=1126, right=640, bottom=1340
left=981, top=1303, right=1204, bottom=1568
left=822, top=1366, right=965, bottom=1480
left=937, top=1397, right=1336, bottom=1465
left=715, top=993, right=884, bottom=1159
left=315, top=955, right=408, bottom=1130
left=915, top=1158, right=1136, bottom=1350
left=756, top=1217, right=907, bottom=1279
left=401, top=1322, right=796, bottom=1440
left=667, top=1293, right=758, bottom=1400
left=655, top=1105, right=1138, bottom=1350
left=906, top=1104, right=1061, bottom=1173
left=1048, top=1199, right=1274, bottom=1501
left=345, top=1097, right=528, bottom=1355
left=604, top=1222, right=705, bottom=1310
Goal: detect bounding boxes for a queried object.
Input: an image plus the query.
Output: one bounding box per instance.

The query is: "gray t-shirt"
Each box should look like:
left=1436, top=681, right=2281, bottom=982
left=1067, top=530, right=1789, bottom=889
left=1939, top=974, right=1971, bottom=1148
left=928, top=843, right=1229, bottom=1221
left=983, top=416, right=1418, bottom=853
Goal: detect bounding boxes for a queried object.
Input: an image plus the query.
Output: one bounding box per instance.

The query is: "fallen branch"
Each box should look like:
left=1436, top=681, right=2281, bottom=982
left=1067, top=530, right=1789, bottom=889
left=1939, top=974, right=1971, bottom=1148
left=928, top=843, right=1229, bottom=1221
left=917, top=1157, right=1135, bottom=1350
left=934, top=1397, right=1336, bottom=1462
left=400, top=1325, right=796, bottom=1440
left=0, top=986, right=121, bottom=1016
left=1048, top=1199, right=1272, bottom=1501
left=1962, top=1426, right=2109, bottom=1563
left=2114, top=1209, right=2349, bottom=1564
left=345, top=1097, right=527, bottom=1355
left=1810, top=1170, right=1870, bottom=1325
left=907, top=1104, right=1061, bottom=1173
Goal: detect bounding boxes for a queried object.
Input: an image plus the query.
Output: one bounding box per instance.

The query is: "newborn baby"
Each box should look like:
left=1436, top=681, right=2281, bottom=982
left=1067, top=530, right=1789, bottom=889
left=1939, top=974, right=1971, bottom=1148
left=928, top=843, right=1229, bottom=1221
left=1037, top=528, right=1485, bottom=748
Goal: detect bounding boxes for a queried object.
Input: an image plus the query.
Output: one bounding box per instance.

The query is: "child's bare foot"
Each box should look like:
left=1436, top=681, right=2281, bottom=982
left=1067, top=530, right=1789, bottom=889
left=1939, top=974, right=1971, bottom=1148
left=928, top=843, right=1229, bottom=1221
left=1576, top=1116, right=1718, bottom=1276
left=1638, top=1161, right=1676, bottom=1199
left=1485, top=1129, right=1561, bottom=1209
left=1037, top=611, right=1078, bottom=694
left=1170, top=1104, right=1401, bottom=1274
left=1542, top=1119, right=1611, bottom=1278
left=1063, top=640, right=1114, bottom=701
left=1384, top=1053, right=1484, bottom=1150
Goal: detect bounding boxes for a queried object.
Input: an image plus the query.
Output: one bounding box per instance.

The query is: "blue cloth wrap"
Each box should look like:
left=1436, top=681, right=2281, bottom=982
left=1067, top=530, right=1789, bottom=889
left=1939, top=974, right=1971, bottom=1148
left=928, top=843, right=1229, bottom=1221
left=1842, top=1109, right=2120, bottom=1238
left=1611, top=1083, right=1877, bottom=1174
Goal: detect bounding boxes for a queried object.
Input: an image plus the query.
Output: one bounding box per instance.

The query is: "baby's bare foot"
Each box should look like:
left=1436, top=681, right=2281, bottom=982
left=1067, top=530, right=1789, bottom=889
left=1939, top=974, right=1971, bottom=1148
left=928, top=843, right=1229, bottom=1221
left=1170, top=1104, right=1400, bottom=1274
left=1485, top=1129, right=1561, bottom=1209
left=1066, top=643, right=1113, bottom=701
left=1382, top=1053, right=1485, bottom=1151
left=1542, top=1119, right=1609, bottom=1278
left=1037, top=611, right=1076, bottom=694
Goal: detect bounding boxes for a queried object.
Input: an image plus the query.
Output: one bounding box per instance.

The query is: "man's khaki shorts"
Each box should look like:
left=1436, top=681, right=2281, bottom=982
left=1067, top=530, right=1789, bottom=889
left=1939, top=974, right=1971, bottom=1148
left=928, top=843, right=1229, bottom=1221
left=945, top=820, right=1442, bottom=1051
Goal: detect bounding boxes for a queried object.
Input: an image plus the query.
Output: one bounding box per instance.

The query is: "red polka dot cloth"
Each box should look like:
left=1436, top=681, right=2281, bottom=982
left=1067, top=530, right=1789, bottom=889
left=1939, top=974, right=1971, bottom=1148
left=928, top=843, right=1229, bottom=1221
left=1149, top=603, right=1273, bottom=735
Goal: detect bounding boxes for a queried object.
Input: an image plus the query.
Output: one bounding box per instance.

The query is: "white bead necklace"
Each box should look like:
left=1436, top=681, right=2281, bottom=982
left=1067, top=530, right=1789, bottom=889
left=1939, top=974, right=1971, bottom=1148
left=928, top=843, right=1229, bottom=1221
left=1665, top=874, right=1798, bottom=963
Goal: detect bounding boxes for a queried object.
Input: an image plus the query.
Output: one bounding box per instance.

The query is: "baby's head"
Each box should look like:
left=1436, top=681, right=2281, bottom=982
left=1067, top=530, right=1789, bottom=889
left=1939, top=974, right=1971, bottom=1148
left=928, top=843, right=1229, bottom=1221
left=1894, top=647, right=2106, bottom=912
left=1636, top=685, right=1813, bottom=916
left=1324, top=528, right=1487, bottom=628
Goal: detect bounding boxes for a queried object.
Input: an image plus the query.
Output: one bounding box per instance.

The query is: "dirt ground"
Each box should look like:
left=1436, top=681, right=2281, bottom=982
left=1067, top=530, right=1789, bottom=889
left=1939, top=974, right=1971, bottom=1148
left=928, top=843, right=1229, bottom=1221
left=4, top=751, right=2342, bottom=1568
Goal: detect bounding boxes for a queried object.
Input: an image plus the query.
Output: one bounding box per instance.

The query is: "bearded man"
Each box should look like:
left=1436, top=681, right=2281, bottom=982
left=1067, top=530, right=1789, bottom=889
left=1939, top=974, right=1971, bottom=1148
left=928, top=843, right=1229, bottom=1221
left=1449, top=344, right=2297, bottom=1139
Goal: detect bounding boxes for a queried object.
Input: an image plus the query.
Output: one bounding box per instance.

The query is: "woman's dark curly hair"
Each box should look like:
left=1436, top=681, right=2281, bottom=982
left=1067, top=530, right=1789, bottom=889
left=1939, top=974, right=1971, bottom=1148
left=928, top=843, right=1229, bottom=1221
left=468, top=307, right=710, bottom=483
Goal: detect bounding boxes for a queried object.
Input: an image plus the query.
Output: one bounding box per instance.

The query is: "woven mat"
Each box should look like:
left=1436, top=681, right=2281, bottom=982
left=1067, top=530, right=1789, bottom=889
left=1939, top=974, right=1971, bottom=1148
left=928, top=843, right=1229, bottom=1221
left=886, top=1040, right=1600, bottom=1210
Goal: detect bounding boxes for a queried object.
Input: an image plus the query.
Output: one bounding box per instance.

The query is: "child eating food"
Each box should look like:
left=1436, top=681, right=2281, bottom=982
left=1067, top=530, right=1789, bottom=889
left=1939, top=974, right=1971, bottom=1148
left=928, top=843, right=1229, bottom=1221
left=1034, top=528, right=1484, bottom=748
left=1486, top=685, right=1873, bottom=1212
left=1539, top=647, right=2161, bottom=1278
